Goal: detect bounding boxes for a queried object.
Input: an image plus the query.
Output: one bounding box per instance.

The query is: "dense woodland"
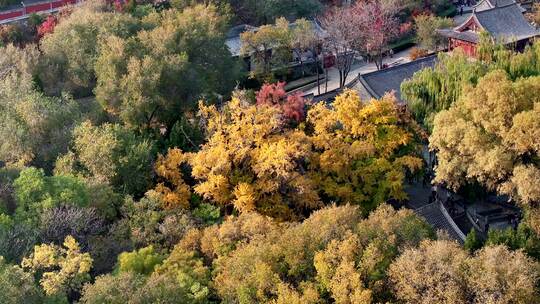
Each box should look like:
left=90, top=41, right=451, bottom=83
left=0, top=0, right=539, bottom=303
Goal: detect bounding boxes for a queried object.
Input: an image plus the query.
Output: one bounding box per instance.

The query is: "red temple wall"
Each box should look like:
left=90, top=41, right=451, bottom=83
left=449, top=38, right=477, bottom=57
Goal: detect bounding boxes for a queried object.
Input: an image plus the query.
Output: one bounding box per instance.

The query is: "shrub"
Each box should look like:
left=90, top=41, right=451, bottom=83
left=409, top=47, right=429, bottom=61
left=464, top=229, right=483, bottom=253
left=117, top=246, right=165, bottom=275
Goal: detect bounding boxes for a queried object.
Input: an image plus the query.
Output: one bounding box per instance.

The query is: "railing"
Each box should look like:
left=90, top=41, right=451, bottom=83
left=0, top=0, right=77, bottom=25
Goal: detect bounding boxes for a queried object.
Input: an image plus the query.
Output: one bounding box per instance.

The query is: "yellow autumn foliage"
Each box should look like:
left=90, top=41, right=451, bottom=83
left=154, top=90, right=423, bottom=219
left=154, top=147, right=191, bottom=209
left=430, top=70, right=540, bottom=234
left=22, top=236, right=93, bottom=296
left=308, top=90, right=423, bottom=213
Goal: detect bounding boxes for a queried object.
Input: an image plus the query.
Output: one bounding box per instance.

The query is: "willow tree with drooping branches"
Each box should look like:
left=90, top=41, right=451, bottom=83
left=401, top=50, right=486, bottom=129
left=402, top=40, right=540, bottom=130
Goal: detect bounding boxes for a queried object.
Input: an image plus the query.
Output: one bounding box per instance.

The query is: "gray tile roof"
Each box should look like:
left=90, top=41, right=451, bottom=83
left=356, top=55, right=438, bottom=103
left=225, top=36, right=243, bottom=57
left=474, top=3, right=540, bottom=43
left=225, top=24, right=255, bottom=57
left=438, top=29, right=479, bottom=43
left=415, top=202, right=465, bottom=244
left=473, top=0, right=526, bottom=12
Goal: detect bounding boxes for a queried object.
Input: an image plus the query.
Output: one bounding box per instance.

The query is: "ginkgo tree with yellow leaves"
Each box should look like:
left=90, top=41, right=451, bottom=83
left=155, top=90, right=423, bottom=219
left=22, top=236, right=93, bottom=299
left=307, top=90, right=424, bottom=214
left=155, top=94, right=320, bottom=220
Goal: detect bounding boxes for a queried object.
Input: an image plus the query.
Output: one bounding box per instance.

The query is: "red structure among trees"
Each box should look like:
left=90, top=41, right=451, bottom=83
left=439, top=0, right=539, bottom=57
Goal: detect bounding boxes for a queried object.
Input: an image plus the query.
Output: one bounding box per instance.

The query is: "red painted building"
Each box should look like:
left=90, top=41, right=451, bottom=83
left=439, top=0, right=539, bottom=57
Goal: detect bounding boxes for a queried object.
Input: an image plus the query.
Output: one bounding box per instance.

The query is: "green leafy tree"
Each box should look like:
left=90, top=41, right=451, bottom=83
left=402, top=41, right=540, bottom=129
left=117, top=246, right=165, bottom=275
left=39, top=0, right=140, bottom=96
left=149, top=246, right=212, bottom=303
left=414, top=14, right=452, bottom=51
left=464, top=229, right=483, bottom=253
left=401, top=51, right=485, bottom=129
left=81, top=247, right=211, bottom=303
left=0, top=44, right=81, bottom=170
left=170, top=0, right=321, bottom=25
left=0, top=256, right=43, bottom=304
left=263, top=0, right=322, bottom=23
left=240, top=17, right=292, bottom=81
left=485, top=223, right=540, bottom=260
left=192, top=203, right=221, bottom=225
left=55, top=121, right=155, bottom=196
left=79, top=272, right=145, bottom=304
left=122, top=192, right=199, bottom=249
left=95, top=4, right=240, bottom=132
left=13, top=168, right=89, bottom=222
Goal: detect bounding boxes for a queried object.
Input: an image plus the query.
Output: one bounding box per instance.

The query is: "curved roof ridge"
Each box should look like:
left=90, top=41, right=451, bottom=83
left=473, top=3, right=539, bottom=43
left=473, top=0, right=518, bottom=11
left=453, top=14, right=483, bottom=31
left=474, top=1, right=520, bottom=14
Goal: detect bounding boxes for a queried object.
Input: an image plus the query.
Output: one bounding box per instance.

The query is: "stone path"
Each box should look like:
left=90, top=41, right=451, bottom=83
left=303, top=47, right=415, bottom=97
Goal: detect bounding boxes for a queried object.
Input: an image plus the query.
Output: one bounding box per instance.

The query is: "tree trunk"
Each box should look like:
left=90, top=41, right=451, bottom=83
left=325, top=68, right=328, bottom=93
left=341, top=52, right=353, bottom=88
left=316, top=51, right=321, bottom=95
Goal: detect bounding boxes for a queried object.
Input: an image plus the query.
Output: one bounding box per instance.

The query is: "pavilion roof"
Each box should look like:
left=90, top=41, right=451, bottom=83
left=445, top=3, right=540, bottom=44
left=438, top=29, right=479, bottom=43
left=472, top=3, right=539, bottom=43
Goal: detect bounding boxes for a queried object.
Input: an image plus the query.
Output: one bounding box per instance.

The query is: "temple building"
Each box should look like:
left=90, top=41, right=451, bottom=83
left=439, top=0, right=539, bottom=57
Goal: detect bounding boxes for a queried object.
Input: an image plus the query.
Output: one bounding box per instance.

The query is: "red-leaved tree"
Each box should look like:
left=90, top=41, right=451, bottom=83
left=37, top=15, right=57, bottom=38
left=354, top=0, right=400, bottom=70
left=256, top=82, right=306, bottom=123
left=320, top=0, right=401, bottom=75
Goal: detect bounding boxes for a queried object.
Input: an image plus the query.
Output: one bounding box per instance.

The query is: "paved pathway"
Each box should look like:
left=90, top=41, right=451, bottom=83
left=303, top=47, right=415, bottom=96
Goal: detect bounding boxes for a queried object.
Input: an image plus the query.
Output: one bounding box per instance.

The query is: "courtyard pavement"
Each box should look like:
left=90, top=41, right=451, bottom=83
left=303, top=47, right=415, bottom=96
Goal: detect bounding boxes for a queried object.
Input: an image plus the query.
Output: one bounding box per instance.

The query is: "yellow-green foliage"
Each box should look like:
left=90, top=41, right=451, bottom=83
left=22, top=236, right=92, bottom=297
left=179, top=204, right=434, bottom=303
left=402, top=40, right=540, bottom=129
left=430, top=71, right=540, bottom=234
left=118, top=245, right=164, bottom=275
left=389, top=240, right=540, bottom=304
